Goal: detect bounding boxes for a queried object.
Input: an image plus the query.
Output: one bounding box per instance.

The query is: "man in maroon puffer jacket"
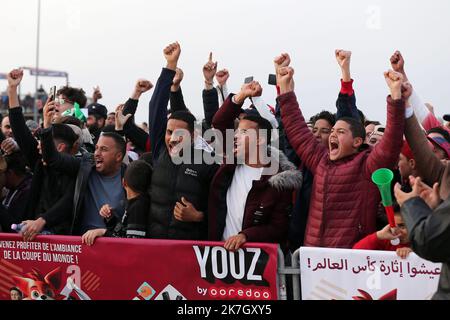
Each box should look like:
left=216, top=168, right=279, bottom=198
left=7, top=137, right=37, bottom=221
left=276, top=57, right=408, bottom=248
left=208, top=81, right=303, bottom=251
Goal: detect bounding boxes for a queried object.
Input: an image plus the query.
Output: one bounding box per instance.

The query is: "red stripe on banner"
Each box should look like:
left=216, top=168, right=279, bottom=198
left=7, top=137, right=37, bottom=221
left=85, top=278, right=98, bottom=291
left=82, top=270, right=92, bottom=280
left=0, top=271, right=16, bottom=283
left=87, top=278, right=100, bottom=291
left=83, top=272, right=95, bottom=286
left=0, top=278, right=15, bottom=292
left=0, top=264, right=19, bottom=278
left=0, top=286, right=11, bottom=296
left=83, top=270, right=92, bottom=279
left=0, top=259, right=23, bottom=273
left=90, top=282, right=100, bottom=292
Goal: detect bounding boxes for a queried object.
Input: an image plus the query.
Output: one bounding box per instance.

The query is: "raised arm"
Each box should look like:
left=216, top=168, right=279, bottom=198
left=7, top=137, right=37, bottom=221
left=202, top=53, right=220, bottom=129
left=364, top=70, right=406, bottom=177
left=203, top=87, right=219, bottom=130
left=7, top=69, right=40, bottom=168
left=335, top=50, right=360, bottom=121
left=404, top=113, right=447, bottom=195
left=123, top=80, right=154, bottom=116
left=149, top=42, right=179, bottom=159
left=169, top=68, right=188, bottom=112
left=276, top=57, right=327, bottom=174
left=390, top=51, right=445, bottom=131
left=275, top=100, right=301, bottom=167
left=114, top=105, right=150, bottom=152
left=212, top=81, right=263, bottom=157
left=215, top=69, right=230, bottom=105
left=40, top=125, right=81, bottom=177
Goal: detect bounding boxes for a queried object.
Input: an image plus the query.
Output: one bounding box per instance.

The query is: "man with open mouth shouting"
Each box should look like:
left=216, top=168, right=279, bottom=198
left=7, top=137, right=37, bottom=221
left=146, top=42, right=219, bottom=241
left=277, top=55, right=408, bottom=249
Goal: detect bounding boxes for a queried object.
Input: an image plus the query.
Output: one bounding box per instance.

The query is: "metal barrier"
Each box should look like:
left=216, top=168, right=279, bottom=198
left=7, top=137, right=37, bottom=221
left=277, top=247, right=302, bottom=300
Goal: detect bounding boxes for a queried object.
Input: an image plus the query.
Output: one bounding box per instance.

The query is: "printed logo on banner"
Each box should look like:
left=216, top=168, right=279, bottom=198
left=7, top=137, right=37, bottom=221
left=194, top=246, right=269, bottom=286
left=352, top=289, right=397, bottom=300
left=193, top=246, right=272, bottom=300
left=154, top=284, right=186, bottom=301
left=136, top=282, right=156, bottom=300
left=8, top=267, right=92, bottom=300
left=12, top=267, right=63, bottom=300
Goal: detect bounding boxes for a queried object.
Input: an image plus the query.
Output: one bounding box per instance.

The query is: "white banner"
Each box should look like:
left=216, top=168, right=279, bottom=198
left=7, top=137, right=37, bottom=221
left=300, top=247, right=441, bottom=300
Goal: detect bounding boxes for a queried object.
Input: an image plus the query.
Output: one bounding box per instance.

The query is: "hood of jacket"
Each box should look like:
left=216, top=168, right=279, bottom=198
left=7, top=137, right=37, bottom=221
left=266, top=147, right=303, bottom=191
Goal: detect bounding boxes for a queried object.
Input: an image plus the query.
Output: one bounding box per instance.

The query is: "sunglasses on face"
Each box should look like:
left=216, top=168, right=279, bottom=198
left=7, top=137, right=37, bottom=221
left=55, top=98, right=74, bottom=106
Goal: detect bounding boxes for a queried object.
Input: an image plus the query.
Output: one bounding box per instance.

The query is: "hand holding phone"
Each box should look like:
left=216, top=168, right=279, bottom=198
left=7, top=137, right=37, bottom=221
left=49, top=86, right=57, bottom=102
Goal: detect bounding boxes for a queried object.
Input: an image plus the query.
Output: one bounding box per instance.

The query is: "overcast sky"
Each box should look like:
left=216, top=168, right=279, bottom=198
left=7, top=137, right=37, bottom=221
left=1, top=0, right=449, bottom=124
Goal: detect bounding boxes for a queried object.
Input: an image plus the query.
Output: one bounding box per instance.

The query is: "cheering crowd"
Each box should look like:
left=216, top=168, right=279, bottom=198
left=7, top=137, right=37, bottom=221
left=1, top=42, right=449, bottom=300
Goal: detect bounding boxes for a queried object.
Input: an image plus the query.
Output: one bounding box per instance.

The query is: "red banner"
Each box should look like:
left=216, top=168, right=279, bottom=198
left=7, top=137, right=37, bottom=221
left=0, top=234, right=278, bottom=301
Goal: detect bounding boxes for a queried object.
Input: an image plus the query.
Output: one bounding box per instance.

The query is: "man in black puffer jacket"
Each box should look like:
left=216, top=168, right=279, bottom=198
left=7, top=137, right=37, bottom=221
left=147, top=42, right=219, bottom=240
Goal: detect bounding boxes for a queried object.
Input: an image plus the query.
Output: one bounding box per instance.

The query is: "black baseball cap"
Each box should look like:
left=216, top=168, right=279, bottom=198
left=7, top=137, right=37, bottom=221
left=87, top=103, right=108, bottom=119
left=444, top=114, right=450, bottom=122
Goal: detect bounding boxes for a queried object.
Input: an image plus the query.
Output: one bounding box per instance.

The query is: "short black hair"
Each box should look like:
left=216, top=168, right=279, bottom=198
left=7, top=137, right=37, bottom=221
left=57, top=86, right=87, bottom=108
left=242, top=115, right=273, bottom=145
left=5, top=152, right=27, bottom=176
left=365, top=120, right=381, bottom=127
left=427, top=127, right=450, bottom=143
left=52, top=123, right=79, bottom=151
left=338, top=117, right=366, bottom=140
left=169, top=111, right=197, bottom=133
left=310, top=111, right=336, bottom=127
left=99, top=132, right=126, bottom=160
left=124, top=160, right=153, bottom=194
left=100, top=125, right=117, bottom=134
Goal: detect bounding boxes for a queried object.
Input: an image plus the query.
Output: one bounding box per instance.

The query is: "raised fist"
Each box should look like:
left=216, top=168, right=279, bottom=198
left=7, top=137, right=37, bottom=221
left=172, top=68, right=184, bottom=87
left=384, top=70, right=404, bottom=100
left=390, top=51, right=405, bottom=73
left=274, top=53, right=291, bottom=71
left=135, top=79, right=153, bottom=94
left=215, top=69, right=229, bottom=87
left=93, top=86, right=103, bottom=102
left=163, top=42, right=181, bottom=70
left=277, top=67, right=295, bottom=94
left=335, top=49, right=352, bottom=69
left=240, top=81, right=263, bottom=99
left=7, top=69, right=24, bottom=88
left=401, top=81, right=413, bottom=101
